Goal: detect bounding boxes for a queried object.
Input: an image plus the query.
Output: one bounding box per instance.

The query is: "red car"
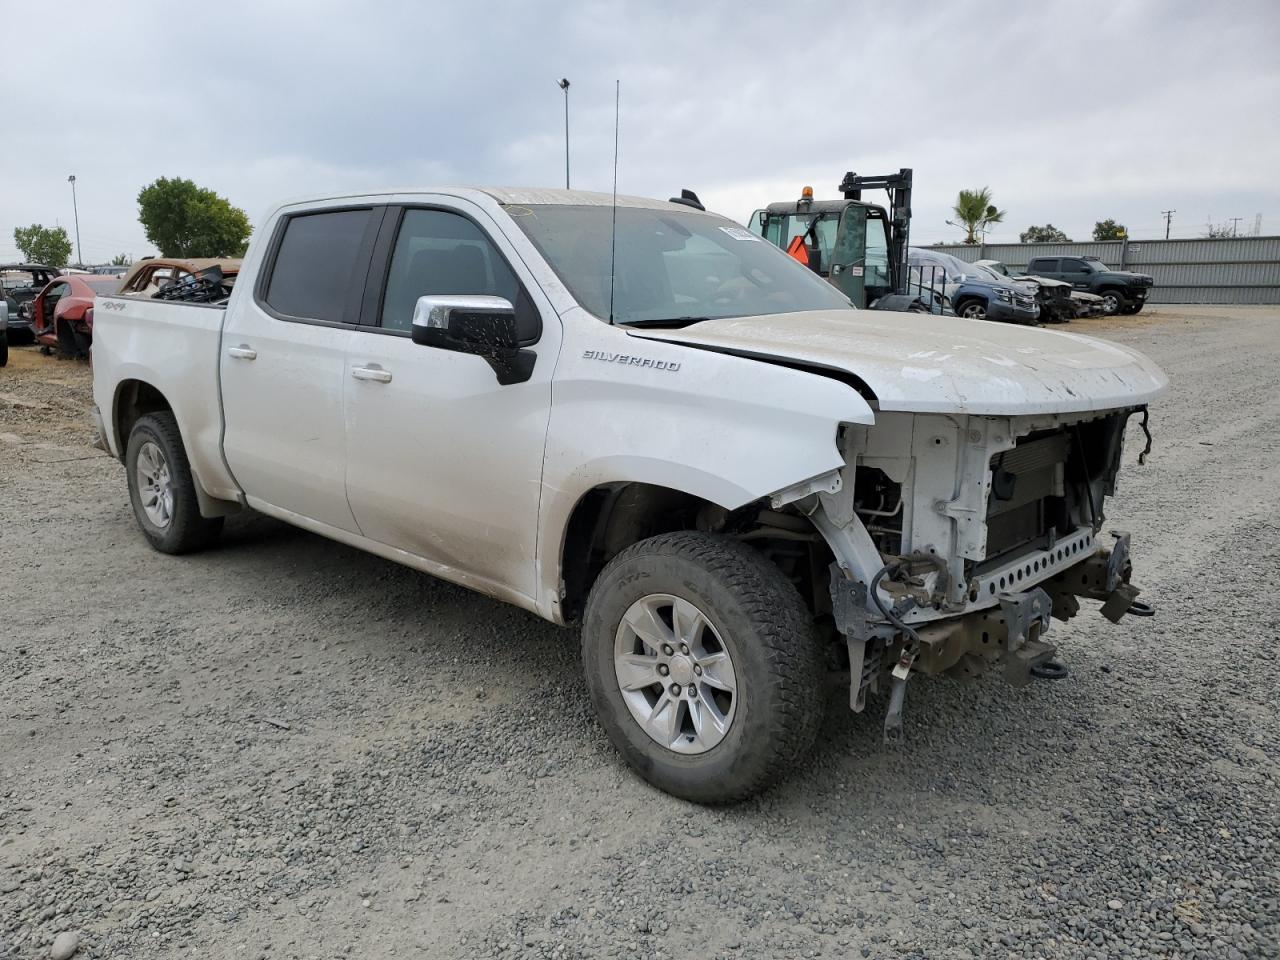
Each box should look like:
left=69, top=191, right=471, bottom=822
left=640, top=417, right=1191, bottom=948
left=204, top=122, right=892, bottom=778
left=30, top=274, right=121, bottom=358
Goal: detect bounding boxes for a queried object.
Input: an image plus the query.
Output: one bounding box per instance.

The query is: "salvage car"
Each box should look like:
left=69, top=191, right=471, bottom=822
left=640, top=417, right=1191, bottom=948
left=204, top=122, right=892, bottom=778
left=907, top=249, right=1040, bottom=323
left=1, top=263, right=61, bottom=344
left=976, top=259, right=1104, bottom=322
left=30, top=274, right=122, bottom=358
left=117, top=257, right=241, bottom=298
left=1026, top=256, right=1153, bottom=315
left=90, top=188, right=1166, bottom=802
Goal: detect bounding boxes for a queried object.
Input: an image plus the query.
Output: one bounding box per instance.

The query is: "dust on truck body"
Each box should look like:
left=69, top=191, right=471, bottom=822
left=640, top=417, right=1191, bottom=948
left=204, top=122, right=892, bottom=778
left=90, top=186, right=1166, bottom=803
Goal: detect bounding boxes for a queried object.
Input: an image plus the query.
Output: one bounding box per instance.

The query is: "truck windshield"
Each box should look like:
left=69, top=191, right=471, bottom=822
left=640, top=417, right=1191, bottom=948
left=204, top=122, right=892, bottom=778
left=504, top=204, right=854, bottom=325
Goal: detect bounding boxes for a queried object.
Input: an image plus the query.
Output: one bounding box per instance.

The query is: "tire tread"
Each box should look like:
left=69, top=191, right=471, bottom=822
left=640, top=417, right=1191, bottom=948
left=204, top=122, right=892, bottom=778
left=584, top=531, right=823, bottom=803
left=127, top=412, right=223, bottom=554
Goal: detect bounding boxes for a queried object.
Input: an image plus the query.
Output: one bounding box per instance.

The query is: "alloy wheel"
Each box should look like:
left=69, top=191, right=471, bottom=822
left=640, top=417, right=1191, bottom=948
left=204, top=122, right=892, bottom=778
left=613, top=593, right=738, bottom=754
left=135, top=440, right=174, bottom=528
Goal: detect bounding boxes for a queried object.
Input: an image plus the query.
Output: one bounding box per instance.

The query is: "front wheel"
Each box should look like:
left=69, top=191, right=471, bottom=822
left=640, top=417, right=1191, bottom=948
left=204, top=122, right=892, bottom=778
left=126, top=412, right=223, bottom=554
left=957, top=300, right=987, bottom=320
left=1100, top=290, right=1127, bottom=315
left=582, top=532, right=824, bottom=803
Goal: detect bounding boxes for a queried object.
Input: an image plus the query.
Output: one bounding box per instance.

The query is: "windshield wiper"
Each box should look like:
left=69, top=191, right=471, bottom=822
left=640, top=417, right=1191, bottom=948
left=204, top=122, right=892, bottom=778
left=617, top=316, right=715, bottom=328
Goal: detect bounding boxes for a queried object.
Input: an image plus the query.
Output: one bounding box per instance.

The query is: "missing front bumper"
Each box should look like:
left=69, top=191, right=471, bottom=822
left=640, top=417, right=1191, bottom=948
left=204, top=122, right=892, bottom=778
left=834, top=535, right=1152, bottom=714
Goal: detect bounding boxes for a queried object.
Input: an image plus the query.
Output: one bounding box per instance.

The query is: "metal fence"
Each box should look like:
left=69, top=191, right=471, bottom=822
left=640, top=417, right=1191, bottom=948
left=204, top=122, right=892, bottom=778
left=921, top=235, right=1280, bottom=304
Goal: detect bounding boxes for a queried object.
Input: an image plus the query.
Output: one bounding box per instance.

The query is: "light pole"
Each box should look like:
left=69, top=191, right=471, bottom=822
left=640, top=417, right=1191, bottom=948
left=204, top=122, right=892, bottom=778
left=67, top=175, right=83, bottom=267
left=558, top=78, right=570, bottom=190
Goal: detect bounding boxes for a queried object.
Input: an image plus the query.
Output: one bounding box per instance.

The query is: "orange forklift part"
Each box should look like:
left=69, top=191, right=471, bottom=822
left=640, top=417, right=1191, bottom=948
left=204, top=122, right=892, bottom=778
left=786, top=234, right=810, bottom=265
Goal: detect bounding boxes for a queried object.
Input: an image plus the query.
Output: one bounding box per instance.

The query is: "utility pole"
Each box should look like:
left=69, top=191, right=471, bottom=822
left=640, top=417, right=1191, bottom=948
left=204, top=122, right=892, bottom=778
left=67, top=175, right=83, bottom=267
left=1161, top=209, right=1175, bottom=240
left=1229, top=217, right=1242, bottom=237
left=557, top=78, right=570, bottom=190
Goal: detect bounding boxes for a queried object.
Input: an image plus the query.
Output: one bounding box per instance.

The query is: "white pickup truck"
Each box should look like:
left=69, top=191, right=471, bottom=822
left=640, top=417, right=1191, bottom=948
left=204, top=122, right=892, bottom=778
left=91, top=187, right=1167, bottom=802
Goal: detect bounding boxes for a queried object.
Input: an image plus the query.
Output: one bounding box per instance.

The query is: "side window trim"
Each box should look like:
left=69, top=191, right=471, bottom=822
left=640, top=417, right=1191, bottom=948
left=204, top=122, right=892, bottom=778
left=365, top=203, right=542, bottom=345
left=253, top=205, right=386, bottom=329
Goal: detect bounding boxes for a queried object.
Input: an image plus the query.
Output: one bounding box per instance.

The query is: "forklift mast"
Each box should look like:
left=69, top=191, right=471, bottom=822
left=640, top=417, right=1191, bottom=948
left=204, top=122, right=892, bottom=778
left=839, top=168, right=912, bottom=296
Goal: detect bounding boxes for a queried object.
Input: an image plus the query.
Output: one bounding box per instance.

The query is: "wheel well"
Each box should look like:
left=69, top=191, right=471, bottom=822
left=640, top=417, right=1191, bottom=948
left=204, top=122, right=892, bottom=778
left=954, top=295, right=984, bottom=312
left=561, top=483, right=712, bottom=621
left=114, top=380, right=172, bottom=457
left=559, top=482, right=835, bottom=623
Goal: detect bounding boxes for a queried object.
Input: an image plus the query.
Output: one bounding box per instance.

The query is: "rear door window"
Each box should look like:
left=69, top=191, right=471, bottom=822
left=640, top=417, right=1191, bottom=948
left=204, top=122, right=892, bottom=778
left=264, top=209, right=375, bottom=323
left=1031, top=259, right=1059, bottom=273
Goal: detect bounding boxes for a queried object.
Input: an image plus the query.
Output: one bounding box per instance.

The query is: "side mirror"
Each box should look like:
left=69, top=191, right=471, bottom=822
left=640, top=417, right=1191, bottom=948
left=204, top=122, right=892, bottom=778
left=411, top=295, right=535, bottom=385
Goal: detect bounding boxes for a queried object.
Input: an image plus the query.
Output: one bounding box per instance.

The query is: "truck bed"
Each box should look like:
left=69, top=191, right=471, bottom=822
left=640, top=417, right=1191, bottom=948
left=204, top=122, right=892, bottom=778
left=91, top=296, right=241, bottom=502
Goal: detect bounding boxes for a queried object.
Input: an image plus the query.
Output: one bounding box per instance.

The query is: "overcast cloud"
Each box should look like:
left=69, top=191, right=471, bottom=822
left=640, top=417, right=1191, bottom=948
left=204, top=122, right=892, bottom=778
left=4, top=0, right=1279, bottom=263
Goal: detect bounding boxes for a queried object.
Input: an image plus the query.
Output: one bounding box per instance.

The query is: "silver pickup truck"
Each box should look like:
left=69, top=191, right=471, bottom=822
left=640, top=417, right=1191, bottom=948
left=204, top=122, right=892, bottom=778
left=90, top=187, right=1167, bottom=802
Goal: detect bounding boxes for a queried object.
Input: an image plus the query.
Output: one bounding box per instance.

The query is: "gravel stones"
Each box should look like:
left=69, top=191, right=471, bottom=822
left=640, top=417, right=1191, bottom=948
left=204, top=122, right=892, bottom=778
left=2, top=308, right=1278, bottom=958
left=49, top=932, right=79, bottom=960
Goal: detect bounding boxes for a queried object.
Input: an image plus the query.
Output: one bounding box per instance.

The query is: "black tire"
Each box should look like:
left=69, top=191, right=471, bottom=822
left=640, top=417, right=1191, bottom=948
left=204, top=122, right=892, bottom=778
left=956, top=298, right=987, bottom=321
left=1099, top=289, right=1128, bottom=315
left=0, top=327, right=8, bottom=367
left=125, top=412, right=223, bottom=554
left=582, top=531, right=824, bottom=803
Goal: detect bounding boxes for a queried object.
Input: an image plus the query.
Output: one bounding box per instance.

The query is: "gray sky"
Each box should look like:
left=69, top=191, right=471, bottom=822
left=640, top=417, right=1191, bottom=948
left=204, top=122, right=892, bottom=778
left=4, top=0, right=1278, bottom=263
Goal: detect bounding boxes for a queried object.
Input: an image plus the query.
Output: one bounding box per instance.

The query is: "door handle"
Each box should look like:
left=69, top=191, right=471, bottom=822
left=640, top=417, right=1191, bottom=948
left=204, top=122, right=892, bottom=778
left=351, top=365, right=392, bottom=383
left=227, top=345, right=257, bottom=360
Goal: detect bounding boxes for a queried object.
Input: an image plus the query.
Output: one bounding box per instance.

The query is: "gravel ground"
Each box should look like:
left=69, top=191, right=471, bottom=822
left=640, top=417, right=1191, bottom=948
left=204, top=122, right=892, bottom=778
left=1, top=306, right=1277, bottom=960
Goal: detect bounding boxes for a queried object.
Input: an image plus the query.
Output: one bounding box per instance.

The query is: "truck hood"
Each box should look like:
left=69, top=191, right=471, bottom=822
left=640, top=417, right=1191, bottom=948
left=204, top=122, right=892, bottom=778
left=629, top=310, right=1168, bottom=416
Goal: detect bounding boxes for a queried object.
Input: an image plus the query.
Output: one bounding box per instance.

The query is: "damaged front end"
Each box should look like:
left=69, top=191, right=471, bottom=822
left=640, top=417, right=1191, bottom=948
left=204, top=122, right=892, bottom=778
left=787, top=406, right=1155, bottom=741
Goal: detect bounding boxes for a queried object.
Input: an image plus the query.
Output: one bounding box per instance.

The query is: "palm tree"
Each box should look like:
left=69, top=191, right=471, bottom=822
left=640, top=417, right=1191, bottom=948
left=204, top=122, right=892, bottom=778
left=951, top=187, right=1006, bottom=244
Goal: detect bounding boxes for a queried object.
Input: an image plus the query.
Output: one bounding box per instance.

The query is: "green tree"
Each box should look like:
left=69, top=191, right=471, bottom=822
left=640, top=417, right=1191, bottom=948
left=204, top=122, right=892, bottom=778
left=111, top=252, right=132, bottom=266
left=1019, top=223, right=1071, bottom=243
left=951, top=187, right=1005, bottom=244
left=13, top=224, right=73, bottom=267
left=1092, top=219, right=1127, bottom=241
left=137, top=177, right=251, bottom=257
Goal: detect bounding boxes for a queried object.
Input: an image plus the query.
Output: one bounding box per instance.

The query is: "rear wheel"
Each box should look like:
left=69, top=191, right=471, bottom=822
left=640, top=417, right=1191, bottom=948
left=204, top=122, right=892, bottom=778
left=582, top=532, right=824, bottom=803
left=126, top=412, right=223, bottom=554
left=957, top=299, right=987, bottom=320
left=1100, top=290, right=1128, bottom=315
left=0, top=326, right=8, bottom=367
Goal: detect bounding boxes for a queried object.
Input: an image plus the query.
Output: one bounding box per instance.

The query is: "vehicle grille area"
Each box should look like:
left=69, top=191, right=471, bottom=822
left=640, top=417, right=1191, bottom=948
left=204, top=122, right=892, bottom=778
left=985, top=432, right=1070, bottom=559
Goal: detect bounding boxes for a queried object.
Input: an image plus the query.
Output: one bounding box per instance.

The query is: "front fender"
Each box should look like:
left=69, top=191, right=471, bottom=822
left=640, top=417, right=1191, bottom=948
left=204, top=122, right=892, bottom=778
left=535, top=312, right=875, bottom=619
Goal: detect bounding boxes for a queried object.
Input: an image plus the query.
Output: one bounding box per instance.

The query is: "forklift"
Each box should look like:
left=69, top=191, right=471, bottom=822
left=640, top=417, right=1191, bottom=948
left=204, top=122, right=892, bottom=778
left=749, top=169, right=919, bottom=310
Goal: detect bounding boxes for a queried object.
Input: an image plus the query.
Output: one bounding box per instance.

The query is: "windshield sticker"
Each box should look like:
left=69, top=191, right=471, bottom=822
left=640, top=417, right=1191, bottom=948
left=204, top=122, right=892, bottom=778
left=718, top=226, right=763, bottom=242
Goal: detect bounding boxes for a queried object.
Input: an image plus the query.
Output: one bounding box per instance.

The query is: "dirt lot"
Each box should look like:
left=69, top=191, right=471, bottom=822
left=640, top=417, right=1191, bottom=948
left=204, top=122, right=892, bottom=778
left=2, top=306, right=1277, bottom=960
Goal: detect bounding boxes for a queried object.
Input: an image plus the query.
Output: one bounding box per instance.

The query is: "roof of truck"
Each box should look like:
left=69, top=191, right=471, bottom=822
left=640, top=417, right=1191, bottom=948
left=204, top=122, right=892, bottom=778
left=478, top=186, right=704, bottom=211
left=267, top=187, right=710, bottom=216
